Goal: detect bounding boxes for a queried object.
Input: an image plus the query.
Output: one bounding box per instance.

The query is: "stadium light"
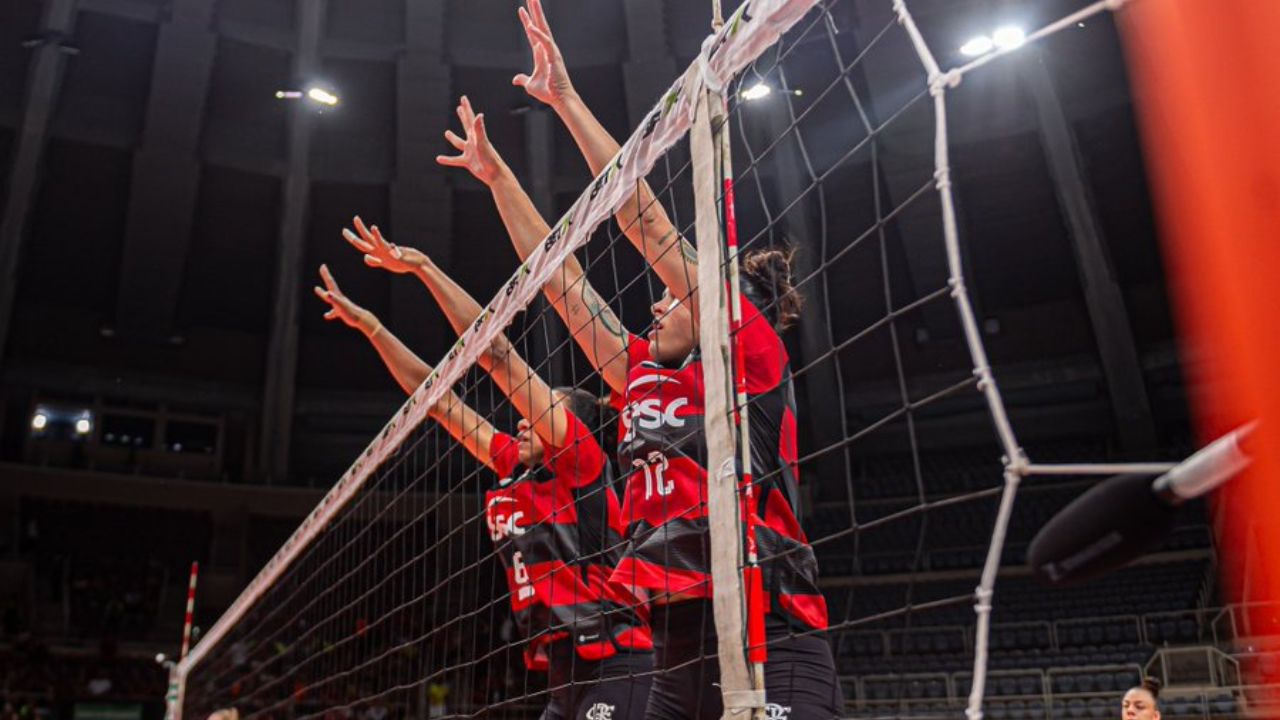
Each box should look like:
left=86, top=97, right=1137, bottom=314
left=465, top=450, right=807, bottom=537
left=960, top=35, right=994, bottom=57
left=307, top=87, right=339, bottom=106
left=30, top=412, right=48, bottom=431
left=992, top=25, right=1027, bottom=50
left=275, top=90, right=303, bottom=100
left=74, top=417, right=92, bottom=436
left=741, top=82, right=772, bottom=101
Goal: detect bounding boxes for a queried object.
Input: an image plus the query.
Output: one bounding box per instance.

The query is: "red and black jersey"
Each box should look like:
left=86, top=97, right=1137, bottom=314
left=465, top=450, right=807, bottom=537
left=608, top=294, right=828, bottom=631
left=483, top=414, right=652, bottom=670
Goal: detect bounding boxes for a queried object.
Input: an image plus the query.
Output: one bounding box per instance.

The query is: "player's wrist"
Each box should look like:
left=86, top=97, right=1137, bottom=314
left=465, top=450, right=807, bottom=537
left=477, top=155, right=511, bottom=187
left=550, top=87, right=582, bottom=114
left=489, top=166, right=521, bottom=195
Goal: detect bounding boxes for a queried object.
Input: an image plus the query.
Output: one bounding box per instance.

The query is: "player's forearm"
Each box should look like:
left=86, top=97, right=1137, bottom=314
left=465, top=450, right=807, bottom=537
left=552, top=92, right=620, bottom=178
left=485, top=143, right=629, bottom=392
left=488, top=168, right=555, bottom=262
left=553, top=93, right=649, bottom=238
left=484, top=338, right=565, bottom=446
left=411, top=256, right=485, bottom=338
left=487, top=169, right=598, bottom=333
left=363, top=317, right=432, bottom=396
left=429, top=389, right=496, bottom=468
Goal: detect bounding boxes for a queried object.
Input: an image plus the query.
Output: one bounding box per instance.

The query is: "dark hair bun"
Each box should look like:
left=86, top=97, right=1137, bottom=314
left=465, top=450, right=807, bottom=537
left=740, top=246, right=804, bottom=332
left=554, top=387, right=603, bottom=432
left=1141, top=677, right=1162, bottom=698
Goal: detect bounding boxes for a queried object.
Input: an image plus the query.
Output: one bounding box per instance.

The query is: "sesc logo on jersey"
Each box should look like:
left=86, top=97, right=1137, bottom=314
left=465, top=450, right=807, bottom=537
left=763, top=704, right=791, bottom=719
left=485, top=495, right=526, bottom=541
left=620, top=373, right=694, bottom=445
left=584, top=703, right=615, bottom=720
left=620, top=397, right=689, bottom=443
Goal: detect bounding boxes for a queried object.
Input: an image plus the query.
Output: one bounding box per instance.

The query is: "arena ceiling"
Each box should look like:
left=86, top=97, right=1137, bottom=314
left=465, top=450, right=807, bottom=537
left=0, top=0, right=1185, bottom=484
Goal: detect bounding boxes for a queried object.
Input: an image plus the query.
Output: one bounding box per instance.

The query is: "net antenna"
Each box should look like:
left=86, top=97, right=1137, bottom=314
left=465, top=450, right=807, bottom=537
left=165, top=561, right=199, bottom=720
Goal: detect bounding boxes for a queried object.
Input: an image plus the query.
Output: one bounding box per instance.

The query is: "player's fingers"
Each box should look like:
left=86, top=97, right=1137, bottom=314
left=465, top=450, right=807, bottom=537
left=319, top=263, right=339, bottom=292
left=530, top=0, right=551, bottom=36
left=353, top=215, right=377, bottom=244
left=518, top=7, right=535, bottom=40
left=342, top=228, right=373, bottom=253
left=460, top=95, right=476, bottom=126
left=436, top=154, right=467, bottom=168
left=525, top=22, right=555, bottom=51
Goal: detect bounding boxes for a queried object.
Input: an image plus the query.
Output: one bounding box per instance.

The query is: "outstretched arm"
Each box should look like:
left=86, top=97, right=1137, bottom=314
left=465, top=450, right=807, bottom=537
left=515, top=0, right=697, bottom=302
left=343, top=225, right=578, bottom=447
left=434, top=96, right=631, bottom=394
left=312, top=265, right=500, bottom=470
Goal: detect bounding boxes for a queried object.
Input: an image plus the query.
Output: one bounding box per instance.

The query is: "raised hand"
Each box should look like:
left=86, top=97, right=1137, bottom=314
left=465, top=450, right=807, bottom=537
left=513, top=0, right=575, bottom=107
left=313, top=264, right=377, bottom=335
left=342, top=216, right=427, bottom=274
left=435, top=96, right=504, bottom=185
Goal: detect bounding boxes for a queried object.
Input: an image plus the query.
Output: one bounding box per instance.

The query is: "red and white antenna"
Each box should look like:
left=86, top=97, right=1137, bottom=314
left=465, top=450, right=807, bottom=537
left=180, top=561, right=199, bottom=661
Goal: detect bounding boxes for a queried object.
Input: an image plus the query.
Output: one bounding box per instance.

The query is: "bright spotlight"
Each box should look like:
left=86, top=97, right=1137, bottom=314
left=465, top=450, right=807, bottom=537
left=31, top=413, right=48, bottom=431
left=307, top=87, right=339, bottom=106
left=992, top=25, right=1026, bottom=50
left=740, top=82, right=772, bottom=101
left=74, top=417, right=92, bottom=436
left=155, top=653, right=167, bottom=664
left=275, top=90, right=302, bottom=100
left=960, top=35, right=994, bottom=57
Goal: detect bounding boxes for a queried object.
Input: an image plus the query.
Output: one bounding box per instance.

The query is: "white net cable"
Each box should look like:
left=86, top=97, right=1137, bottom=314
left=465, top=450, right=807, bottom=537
left=888, top=0, right=1192, bottom=717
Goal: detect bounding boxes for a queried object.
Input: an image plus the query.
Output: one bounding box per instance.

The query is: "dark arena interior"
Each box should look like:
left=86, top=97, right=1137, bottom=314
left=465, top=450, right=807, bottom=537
left=1, top=1, right=1277, bottom=720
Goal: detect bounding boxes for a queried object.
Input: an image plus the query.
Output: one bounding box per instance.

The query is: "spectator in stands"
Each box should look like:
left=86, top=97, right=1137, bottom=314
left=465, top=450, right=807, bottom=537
left=1121, top=677, right=1161, bottom=720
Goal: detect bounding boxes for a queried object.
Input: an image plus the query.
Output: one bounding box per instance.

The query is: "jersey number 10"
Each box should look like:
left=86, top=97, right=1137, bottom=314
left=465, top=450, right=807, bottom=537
left=634, top=451, right=673, bottom=500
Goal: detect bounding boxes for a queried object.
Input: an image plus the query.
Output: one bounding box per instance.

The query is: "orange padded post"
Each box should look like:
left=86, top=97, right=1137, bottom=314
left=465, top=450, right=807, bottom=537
left=1119, top=0, right=1280, bottom=668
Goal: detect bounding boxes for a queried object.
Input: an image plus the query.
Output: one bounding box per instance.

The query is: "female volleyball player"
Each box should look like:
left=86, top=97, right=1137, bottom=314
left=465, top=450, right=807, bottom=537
left=312, top=236, right=653, bottom=720
left=433, top=3, right=839, bottom=716
left=1121, top=678, right=1162, bottom=720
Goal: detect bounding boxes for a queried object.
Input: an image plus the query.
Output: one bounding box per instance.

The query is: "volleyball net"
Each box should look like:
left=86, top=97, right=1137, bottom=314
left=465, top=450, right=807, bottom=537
left=175, top=1, right=1202, bottom=718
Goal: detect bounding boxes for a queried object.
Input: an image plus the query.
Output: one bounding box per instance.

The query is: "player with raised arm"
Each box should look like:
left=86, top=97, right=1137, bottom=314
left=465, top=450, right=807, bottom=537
left=434, top=3, right=840, bottom=716
left=312, top=229, right=653, bottom=719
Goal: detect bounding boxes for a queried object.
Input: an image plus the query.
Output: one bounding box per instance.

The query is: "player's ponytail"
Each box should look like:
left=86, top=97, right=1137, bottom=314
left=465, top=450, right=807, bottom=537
left=741, top=246, right=804, bottom=332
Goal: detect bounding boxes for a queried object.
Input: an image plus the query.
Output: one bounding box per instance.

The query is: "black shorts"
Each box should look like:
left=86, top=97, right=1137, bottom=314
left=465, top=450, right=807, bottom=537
left=643, top=601, right=840, bottom=720
left=540, top=641, right=654, bottom=720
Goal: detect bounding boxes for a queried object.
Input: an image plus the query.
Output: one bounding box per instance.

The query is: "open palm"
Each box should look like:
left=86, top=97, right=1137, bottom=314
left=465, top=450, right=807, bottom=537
left=313, top=264, right=374, bottom=332
left=435, top=96, right=503, bottom=185
left=513, top=0, right=574, bottom=107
